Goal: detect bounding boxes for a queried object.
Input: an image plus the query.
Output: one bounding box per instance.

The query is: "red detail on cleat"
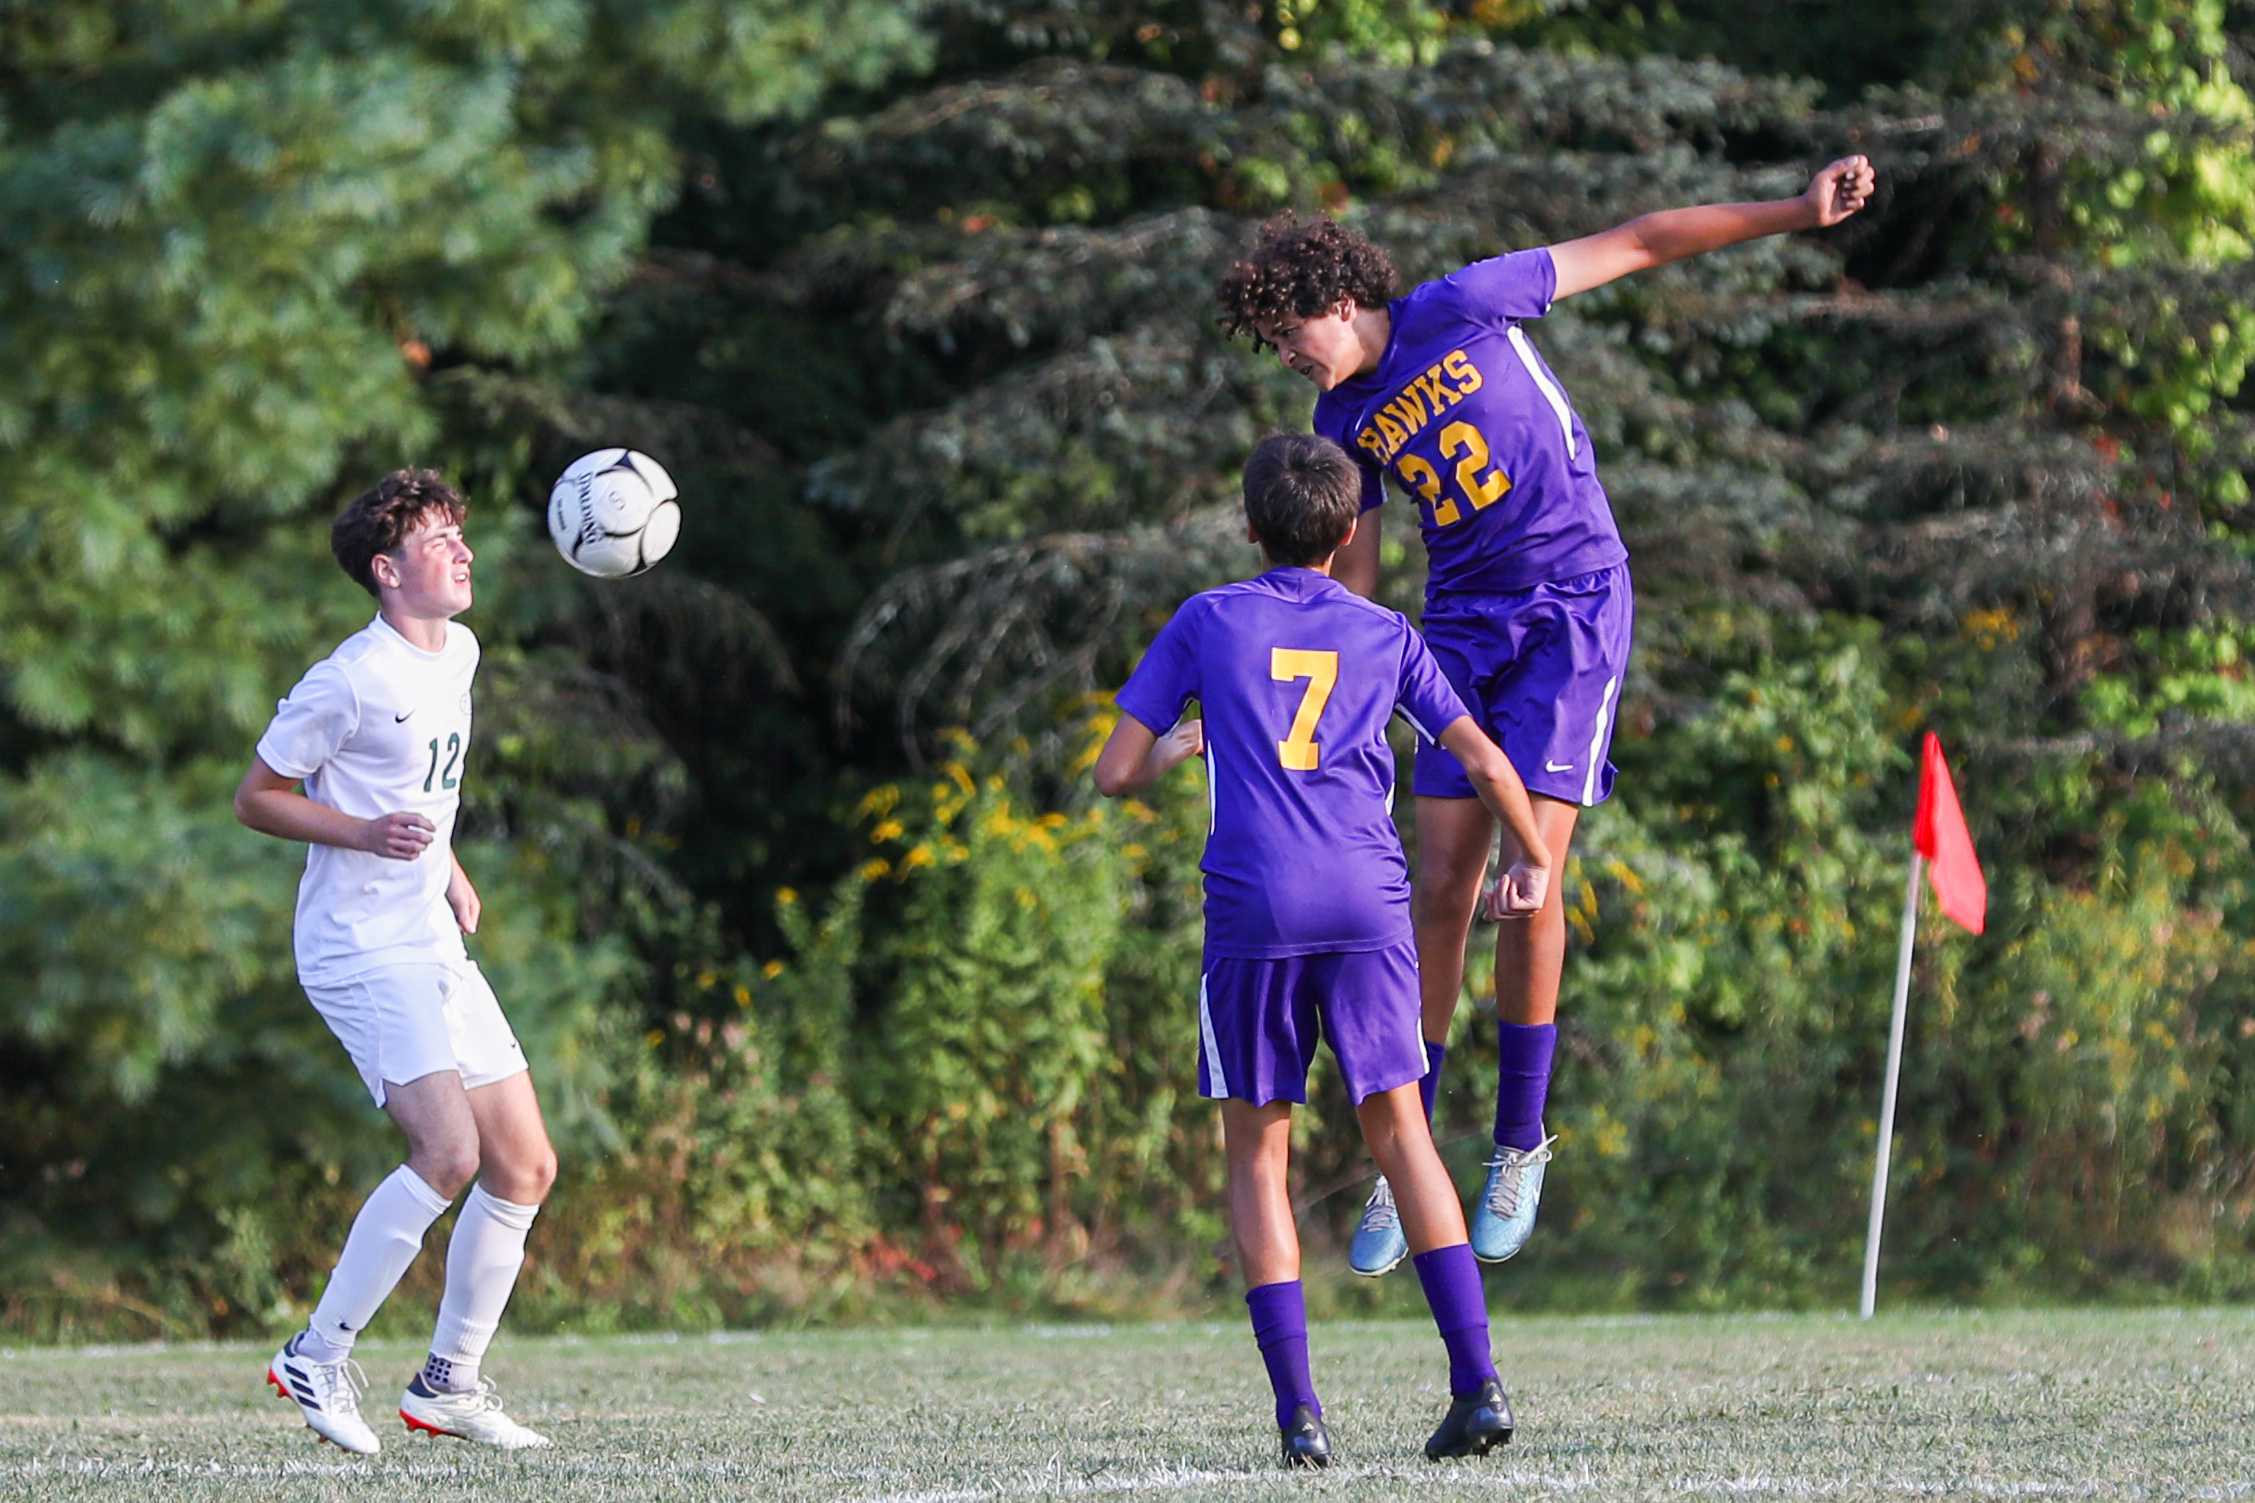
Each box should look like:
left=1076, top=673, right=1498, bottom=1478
left=267, top=1368, right=288, bottom=1398
left=401, top=1410, right=464, bottom=1438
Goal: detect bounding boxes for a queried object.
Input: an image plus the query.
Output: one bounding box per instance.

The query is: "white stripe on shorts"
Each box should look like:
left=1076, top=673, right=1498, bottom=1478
left=1581, top=675, right=1620, bottom=806
left=1197, top=971, right=1228, bottom=1099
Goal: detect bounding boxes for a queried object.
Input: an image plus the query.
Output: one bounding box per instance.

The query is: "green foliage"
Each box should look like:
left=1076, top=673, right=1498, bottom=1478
left=0, top=758, right=294, bottom=1101
left=1921, top=850, right=2255, bottom=1294
left=15, top=0, right=2255, bottom=1335
left=1501, top=632, right=1908, bottom=1304
left=0, top=0, right=926, bottom=1338
left=495, top=731, right=1222, bottom=1323
left=855, top=764, right=1122, bottom=1280
left=2083, top=626, right=2255, bottom=733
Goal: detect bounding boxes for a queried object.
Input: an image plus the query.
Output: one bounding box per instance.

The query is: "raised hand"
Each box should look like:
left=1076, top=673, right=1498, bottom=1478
left=1805, top=154, right=1876, bottom=227
left=361, top=810, right=436, bottom=860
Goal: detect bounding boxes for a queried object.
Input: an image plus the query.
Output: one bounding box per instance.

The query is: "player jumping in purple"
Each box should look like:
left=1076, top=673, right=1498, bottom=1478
left=1217, top=155, right=1876, bottom=1274
left=1094, top=433, right=1553, bottom=1464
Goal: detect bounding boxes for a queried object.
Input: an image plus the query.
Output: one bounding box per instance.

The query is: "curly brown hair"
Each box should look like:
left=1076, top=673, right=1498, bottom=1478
left=1215, top=214, right=1398, bottom=350
left=331, top=469, right=468, bottom=597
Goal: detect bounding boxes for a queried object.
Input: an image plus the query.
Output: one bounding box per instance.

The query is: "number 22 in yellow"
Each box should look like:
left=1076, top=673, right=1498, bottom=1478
left=1272, top=648, right=1339, bottom=771
left=1394, top=420, right=1510, bottom=529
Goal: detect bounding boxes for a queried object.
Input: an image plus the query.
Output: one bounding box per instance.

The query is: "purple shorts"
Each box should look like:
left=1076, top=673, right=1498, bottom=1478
left=1197, top=940, right=1426, bottom=1107
left=1413, top=565, right=1634, bottom=806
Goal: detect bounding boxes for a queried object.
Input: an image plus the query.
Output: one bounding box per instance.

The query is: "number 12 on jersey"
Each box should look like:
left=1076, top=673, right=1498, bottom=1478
left=424, top=732, right=461, bottom=793
left=1271, top=648, right=1338, bottom=771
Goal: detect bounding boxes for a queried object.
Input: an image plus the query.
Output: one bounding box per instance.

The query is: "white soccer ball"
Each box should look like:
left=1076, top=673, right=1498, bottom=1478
left=547, top=448, right=681, bottom=578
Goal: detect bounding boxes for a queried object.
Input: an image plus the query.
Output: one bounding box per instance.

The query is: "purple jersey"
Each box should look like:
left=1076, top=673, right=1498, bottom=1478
left=1115, top=568, right=1470, bottom=958
left=1312, top=248, right=1628, bottom=597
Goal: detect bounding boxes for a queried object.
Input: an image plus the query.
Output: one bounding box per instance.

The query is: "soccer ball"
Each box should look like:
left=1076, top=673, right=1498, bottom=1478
left=547, top=449, right=681, bottom=578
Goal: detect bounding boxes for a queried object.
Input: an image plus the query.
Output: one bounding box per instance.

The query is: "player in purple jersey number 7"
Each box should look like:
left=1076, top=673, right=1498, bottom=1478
left=1095, top=434, right=1553, bottom=1464
left=1216, top=155, right=1876, bottom=1272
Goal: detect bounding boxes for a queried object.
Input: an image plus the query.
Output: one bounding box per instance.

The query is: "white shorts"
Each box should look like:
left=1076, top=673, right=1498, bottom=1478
left=302, top=957, right=528, bottom=1108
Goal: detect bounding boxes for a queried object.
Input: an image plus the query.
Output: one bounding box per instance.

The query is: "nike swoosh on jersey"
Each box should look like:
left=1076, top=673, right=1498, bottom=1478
left=394, top=711, right=414, bottom=722
left=1544, top=759, right=1574, bottom=772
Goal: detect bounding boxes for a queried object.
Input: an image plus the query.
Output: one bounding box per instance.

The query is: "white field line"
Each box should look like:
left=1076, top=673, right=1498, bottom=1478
left=837, top=1465, right=2255, bottom=1503
left=840, top=1466, right=1627, bottom=1502
left=0, top=1457, right=2244, bottom=1500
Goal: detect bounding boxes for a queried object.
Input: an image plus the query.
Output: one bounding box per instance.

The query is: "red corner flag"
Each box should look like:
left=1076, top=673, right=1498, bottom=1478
left=1913, top=732, right=1986, bottom=934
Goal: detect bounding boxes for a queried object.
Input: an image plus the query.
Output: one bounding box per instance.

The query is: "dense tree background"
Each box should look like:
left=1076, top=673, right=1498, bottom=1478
left=9, top=0, right=2255, bottom=1336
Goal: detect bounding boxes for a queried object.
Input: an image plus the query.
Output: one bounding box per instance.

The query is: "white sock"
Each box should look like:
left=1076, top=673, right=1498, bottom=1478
left=426, top=1184, right=541, bottom=1388
left=302, top=1166, right=453, bottom=1360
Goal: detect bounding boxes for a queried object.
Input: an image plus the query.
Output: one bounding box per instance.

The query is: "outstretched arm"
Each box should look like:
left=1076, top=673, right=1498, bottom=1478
left=1549, top=155, right=1874, bottom=301
left=1092, top=714, right=1205, bottom=797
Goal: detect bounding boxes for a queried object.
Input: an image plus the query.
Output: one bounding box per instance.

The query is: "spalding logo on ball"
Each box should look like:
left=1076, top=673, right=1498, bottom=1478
left=548, top=449, right=681, bottom=578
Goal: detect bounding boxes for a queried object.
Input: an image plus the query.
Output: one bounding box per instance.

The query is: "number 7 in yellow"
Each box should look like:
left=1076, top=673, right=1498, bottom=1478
left=1272, top=648, right=1339, bottom=771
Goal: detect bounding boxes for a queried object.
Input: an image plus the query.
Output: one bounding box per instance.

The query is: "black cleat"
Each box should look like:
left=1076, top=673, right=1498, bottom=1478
left=1280, top=1403, right=1332, bottom=1468
left=1424, top=1377, right=1514, bottom=1459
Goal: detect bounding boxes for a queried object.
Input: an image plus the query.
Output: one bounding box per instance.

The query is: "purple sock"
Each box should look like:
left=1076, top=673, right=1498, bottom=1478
left=1412, top=1244, right=1497, bottom=1397
left=1245, top=1281, right=1321, bottom=1428
left=1419, top=1039, right=1448, bottom=1123
left=1494, top=1021, right=1557, bottom=1151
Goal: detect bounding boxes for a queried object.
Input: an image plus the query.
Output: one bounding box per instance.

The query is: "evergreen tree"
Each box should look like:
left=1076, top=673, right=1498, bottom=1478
left=558, top=0, right=2255, bottom=1299
left=13, top=0, right=2255, bottom=1328
left=0, top=0, right=923, bottom=1332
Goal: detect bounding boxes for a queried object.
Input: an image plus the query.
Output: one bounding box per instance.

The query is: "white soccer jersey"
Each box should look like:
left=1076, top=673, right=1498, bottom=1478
left=256, top=615, right=479, bottom=986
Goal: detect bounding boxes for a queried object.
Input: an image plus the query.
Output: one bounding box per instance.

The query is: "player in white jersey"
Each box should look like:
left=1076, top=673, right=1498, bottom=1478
left=235, top=470, right=554, bottom=1453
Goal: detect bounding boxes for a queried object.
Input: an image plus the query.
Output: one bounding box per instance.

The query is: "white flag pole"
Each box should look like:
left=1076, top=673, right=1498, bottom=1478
left=1861, top=848, right=1924, bottom=1319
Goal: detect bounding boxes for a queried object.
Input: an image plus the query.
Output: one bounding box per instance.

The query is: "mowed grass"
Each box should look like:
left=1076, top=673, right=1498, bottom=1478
left=0, top=1309, right=2249, bottom=1501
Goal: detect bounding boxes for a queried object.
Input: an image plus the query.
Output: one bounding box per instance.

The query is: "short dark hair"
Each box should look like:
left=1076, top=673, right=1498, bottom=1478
left=1216, top=214, right=1398, bottom=350
left=1243, top=434, right=1361, bottom=567
left=331, top=469, right=467, bottom=596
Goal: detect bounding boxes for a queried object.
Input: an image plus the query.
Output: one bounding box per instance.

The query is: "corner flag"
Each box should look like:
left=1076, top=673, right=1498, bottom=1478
left=1862, top=732, right=1984, bottom=1318
left=1913, top=732, right=1986, bottom=934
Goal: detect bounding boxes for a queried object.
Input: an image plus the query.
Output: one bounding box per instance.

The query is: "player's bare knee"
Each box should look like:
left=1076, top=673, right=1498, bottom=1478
left=1420, top=838, right=1488, bottom=885
left=1414, top=883, right=1479, bottom=933
left=514, top=1145, right=559, bottom=1204
left=474, top=1116, right=558, bottom=1202
left=414, top=1142, right=482, bottom=1200
left=1356, top=1091, right=1419, bottom=1162
left=1417, top=844, right=1491, bottom=907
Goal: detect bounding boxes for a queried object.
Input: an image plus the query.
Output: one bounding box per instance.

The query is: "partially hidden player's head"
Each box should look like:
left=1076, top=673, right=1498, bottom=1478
left=332, top=469, right=474, bottom=617
left=1243, top=433, right=1361, bottom=570
left=1216, top=214, right=1397, bottom=391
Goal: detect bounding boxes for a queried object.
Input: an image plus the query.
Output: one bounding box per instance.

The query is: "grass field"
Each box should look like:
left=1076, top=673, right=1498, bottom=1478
left=1, top=1309, right=2248, bottom=1500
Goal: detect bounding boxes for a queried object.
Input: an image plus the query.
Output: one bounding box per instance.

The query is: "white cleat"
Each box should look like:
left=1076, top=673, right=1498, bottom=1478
left=267, top=1340, right=381, bottom=1455
left=399, top=1375, right=553, bottom=1449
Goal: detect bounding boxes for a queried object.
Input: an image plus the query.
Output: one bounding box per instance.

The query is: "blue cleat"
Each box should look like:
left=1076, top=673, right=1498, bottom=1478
left=1348, top=1175, right=1409, bottom=1276
left=1469, top=1136, right=1555, bottom=1264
